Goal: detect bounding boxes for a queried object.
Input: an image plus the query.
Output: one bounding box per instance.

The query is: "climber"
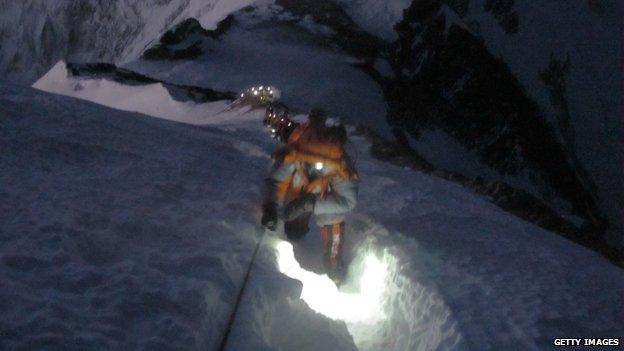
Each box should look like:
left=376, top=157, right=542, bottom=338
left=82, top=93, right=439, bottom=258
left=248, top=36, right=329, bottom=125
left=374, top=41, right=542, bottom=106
left=261, top=108, right=359, bottom=284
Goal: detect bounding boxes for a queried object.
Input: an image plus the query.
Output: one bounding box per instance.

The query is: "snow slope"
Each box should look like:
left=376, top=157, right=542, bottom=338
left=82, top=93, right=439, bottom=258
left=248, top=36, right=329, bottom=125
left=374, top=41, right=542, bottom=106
left=33, top=61, right=241, bottom=126
left=2, top=72, right=620, bottom=350
left=0, top=82, right=357, bottom=350
left=335, top=0, right=413, bottom=41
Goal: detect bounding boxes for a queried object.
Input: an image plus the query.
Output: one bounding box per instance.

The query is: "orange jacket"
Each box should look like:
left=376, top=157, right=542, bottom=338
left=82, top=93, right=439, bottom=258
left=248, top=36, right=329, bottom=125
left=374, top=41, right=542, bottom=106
left=274, top=123, right=358, bottom=201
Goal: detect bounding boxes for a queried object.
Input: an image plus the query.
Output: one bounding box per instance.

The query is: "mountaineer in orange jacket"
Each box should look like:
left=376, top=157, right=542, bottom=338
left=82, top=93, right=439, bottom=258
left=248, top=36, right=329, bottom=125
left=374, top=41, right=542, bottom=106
left=261, top=109, right=359, bottom=283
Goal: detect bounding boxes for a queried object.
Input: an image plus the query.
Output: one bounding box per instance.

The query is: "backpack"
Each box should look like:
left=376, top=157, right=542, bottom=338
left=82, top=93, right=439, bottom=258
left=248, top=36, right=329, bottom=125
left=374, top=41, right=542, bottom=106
left=275, top=122, right=358, bottom=202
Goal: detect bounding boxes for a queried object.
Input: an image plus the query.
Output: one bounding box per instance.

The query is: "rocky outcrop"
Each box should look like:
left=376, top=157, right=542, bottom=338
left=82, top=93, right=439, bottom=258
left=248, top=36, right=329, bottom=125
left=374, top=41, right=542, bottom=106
left=66, top=62, right=236, bottom=103
left=142, top=16, right=235, bottom=60
left=385, top=0, right=604, bottom=234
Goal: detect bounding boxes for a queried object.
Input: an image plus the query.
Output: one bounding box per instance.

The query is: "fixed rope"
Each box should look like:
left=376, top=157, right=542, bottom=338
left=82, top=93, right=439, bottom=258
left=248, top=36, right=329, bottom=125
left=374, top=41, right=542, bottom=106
left=217, top=228, right=266, bottom=351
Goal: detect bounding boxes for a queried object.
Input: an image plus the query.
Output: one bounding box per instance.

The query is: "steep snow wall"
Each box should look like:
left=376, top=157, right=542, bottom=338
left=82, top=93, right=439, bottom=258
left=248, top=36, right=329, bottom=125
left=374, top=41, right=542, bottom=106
left=2, top=81, right=466, bottom=350
left=0, top=83, right=360, bottom=350
left=32, top=61, right=241, bottom=125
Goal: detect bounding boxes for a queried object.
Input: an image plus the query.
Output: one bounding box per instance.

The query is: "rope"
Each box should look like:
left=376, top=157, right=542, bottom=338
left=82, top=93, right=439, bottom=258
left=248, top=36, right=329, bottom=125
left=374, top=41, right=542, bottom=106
left=217, top=228, right=266, bottom=351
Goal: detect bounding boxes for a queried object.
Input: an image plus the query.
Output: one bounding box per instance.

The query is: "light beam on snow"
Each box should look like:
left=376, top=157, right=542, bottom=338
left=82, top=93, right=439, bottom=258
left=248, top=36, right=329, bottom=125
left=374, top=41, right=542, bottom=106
left=275, top=240, right=387, bottom=323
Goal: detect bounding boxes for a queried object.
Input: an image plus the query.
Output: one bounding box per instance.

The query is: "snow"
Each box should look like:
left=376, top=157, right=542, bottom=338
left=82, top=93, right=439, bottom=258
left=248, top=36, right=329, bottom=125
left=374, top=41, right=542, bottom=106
left=407, top=129, right=542, bottom=200
left=409, top=129, right=490, bottom=178
left=0, top=0, right=260, bottom=83
left=275, top=238, right=387, bottom=323
left=1, top=82, right=355, bottom=350
left=334, top=0, right=413, bottom=41
left=7, top=72, right=621, bottom=350
left=32, top=61, right=246, bottom=126
left=123, top=3, right=390, bottom=137
left=297, top=15, right=336, bottom=36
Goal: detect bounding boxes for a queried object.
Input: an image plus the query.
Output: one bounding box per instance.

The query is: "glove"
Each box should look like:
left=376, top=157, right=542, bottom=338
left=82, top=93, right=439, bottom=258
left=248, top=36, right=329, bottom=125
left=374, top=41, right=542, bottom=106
left=283, top=194, right=316, bottom=221
left=261, top=202, right=278, bottom=231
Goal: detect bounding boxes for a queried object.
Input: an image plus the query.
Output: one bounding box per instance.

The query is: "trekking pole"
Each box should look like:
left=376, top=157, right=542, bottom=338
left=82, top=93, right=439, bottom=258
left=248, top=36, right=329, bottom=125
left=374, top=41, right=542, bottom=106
left=217, top=227, right=266, bottom=351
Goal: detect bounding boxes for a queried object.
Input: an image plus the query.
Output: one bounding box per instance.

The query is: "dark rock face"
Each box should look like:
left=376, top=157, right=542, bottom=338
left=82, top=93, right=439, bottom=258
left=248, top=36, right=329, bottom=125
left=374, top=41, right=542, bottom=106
left=142, top=16, right=234, bottom=60
left=66, top=62, right=236, bottom=103
left=483, top=0, right=519, bottom=34
left=68, top=62, right=158, bottom=85
left=538, top=54, right=601, bottom=210
left=276, top=0, right=385, bottom=59
left=385, top=1, right=606, bottom=246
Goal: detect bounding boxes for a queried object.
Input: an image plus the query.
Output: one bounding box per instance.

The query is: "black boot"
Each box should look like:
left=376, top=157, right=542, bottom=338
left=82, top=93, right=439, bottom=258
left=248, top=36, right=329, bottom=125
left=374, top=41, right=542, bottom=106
left=284, top=212, right=311, bottom=241
left=261, top=201, right=278, bottom=230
